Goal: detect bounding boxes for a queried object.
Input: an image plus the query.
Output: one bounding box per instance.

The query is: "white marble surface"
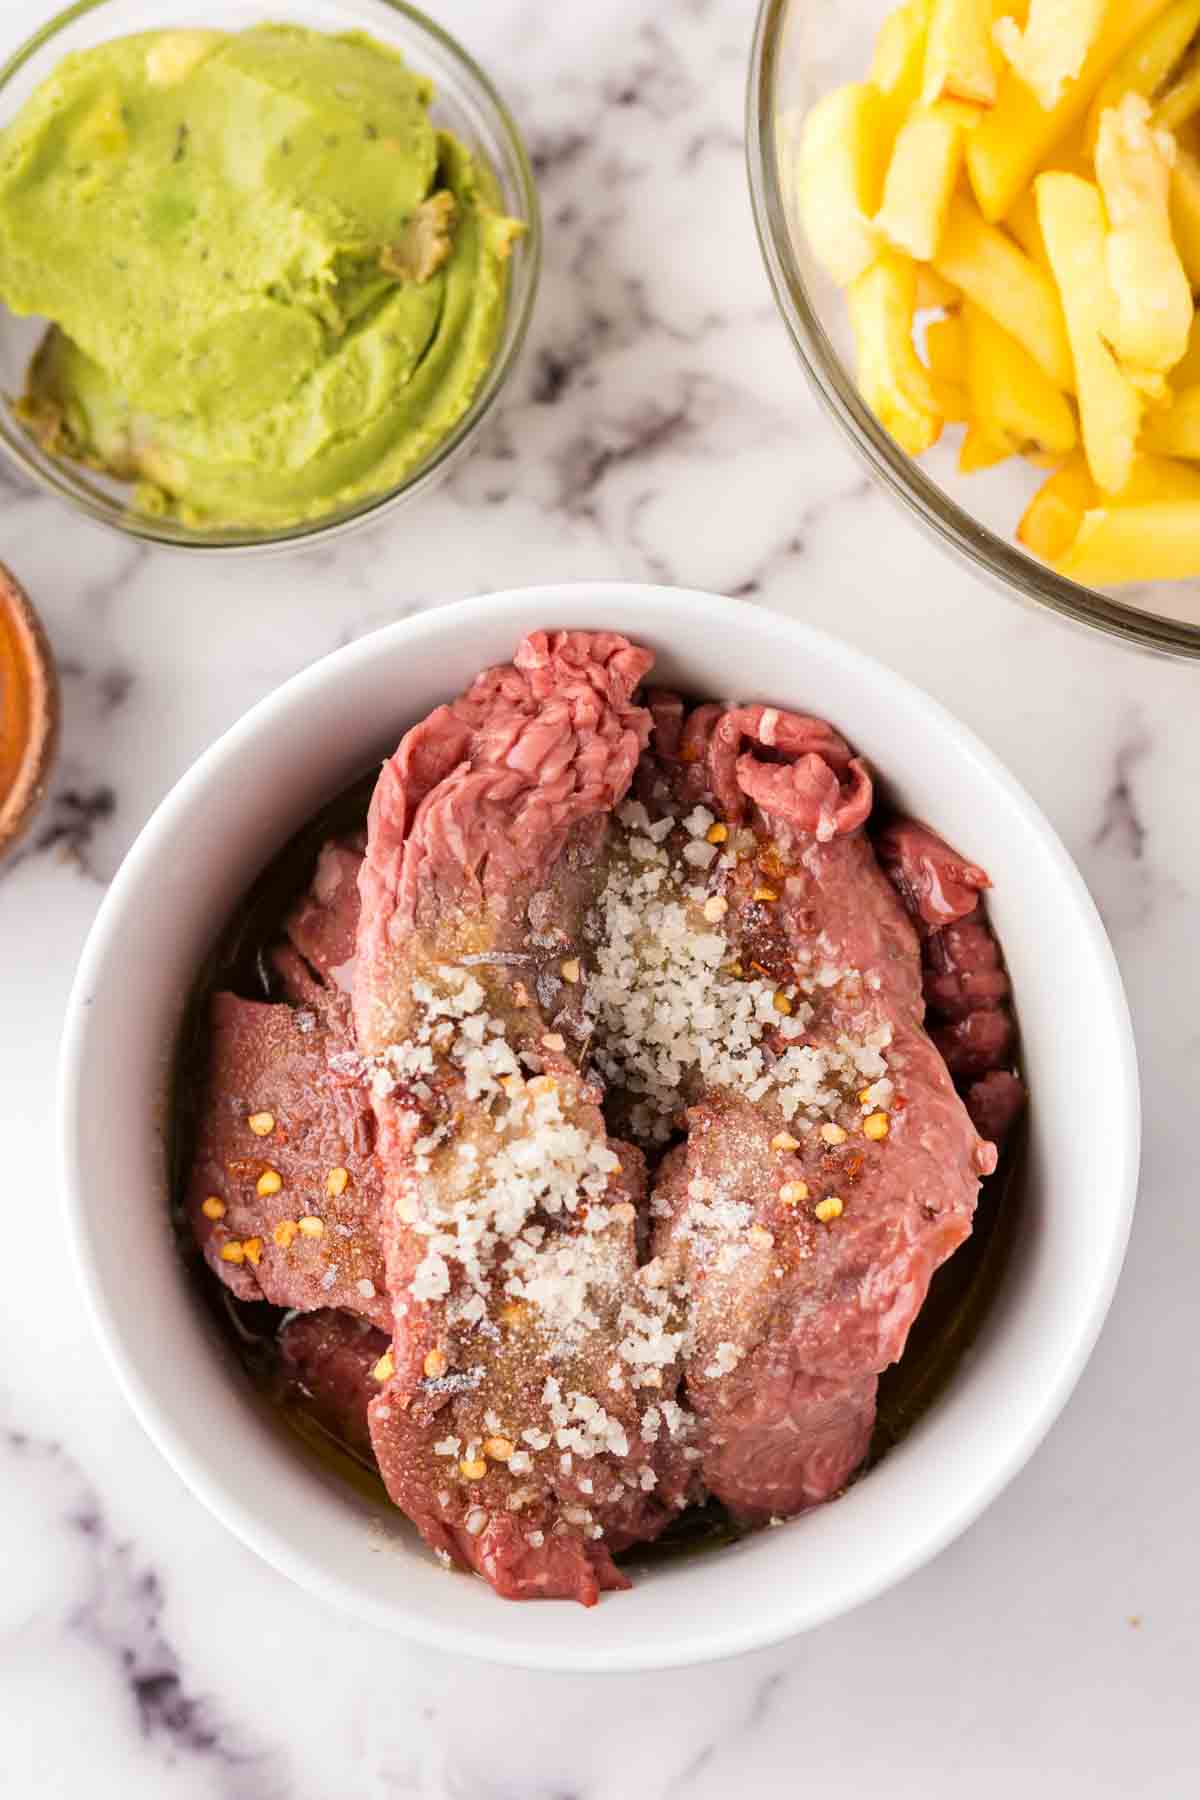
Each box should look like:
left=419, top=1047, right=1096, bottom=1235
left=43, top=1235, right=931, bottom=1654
left=2, top=0, right=1198, bottom=1792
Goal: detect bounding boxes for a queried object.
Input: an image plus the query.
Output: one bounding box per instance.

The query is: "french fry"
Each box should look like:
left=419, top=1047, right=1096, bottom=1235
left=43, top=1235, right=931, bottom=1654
left=1018, top=454, right=1097, bottom=558
left=1169, top=309, right=1200, bottom=385
left=965, top=0, right=1173, bottom=221
left=1170, top=144, right=1200, bottom=286
left=1095, top=95, right=1193, bottom=375
left=916, top=265, right=962, bottom=307
left=847, top=249, right=943, bottom=455
left=993, top=0, right=1107, bottom=111
left=875, top=105, right=964, bottom=260
left=1141, top=381, right=1200, bottom=455
left=922, top=0, right=999, bottom=110
left=1006, top=184, right=1050, bottom=266
left=1036, top=172, right=1143, bottom=493
left=1084, top=0, right=1200, bottom=152
left=925, top=312, right=970, bottom=418
left=1053, top=499, right=1200, bottom=581
left=962, top=300, right=1078, bottom=456
left=958, top=419, right=1012, bottom=471
left=1154, top=46, right=1200, bottom=130
left=933, top=191, right=1073, bottom=388
left=797, top=85, right=891, bottom=286
left=1120, top=451, right=1200, bottom=499
left=872, top=0, right=932, bottom=134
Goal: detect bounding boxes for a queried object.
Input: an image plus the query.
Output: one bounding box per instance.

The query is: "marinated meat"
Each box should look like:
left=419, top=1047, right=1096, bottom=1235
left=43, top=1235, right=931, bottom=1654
left=586, top=698, right=994, bottom=1524
left=185, top=634, right=1025, bottom=1604
left=186, top=835, right=388, bottom=1329
left=278, top=1308, right=389, bottom=1461
left=876, top=820, right=1026, bottom=1142
left=354, top=633, right=695, bottom=1605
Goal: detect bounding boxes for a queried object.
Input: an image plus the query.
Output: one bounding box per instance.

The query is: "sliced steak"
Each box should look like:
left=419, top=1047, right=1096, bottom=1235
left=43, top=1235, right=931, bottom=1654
left=587, top=698, right=993, bottom=1524
left=186, top=834, right=388, bottom=1330
left=354, top=632, right=695, bottom=1605
left=278, top=1308, right=389, bottom=1462
left=876, top=819, right=1026, bottom=1142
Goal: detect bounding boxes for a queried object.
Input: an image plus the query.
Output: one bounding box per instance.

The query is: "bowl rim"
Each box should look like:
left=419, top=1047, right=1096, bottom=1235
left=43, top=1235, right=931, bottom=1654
left=0, top=0, right=542, bottom=554
left=745, top=0, right=1200, bottom=662
left=57, top=583, right=1141, bottom=1668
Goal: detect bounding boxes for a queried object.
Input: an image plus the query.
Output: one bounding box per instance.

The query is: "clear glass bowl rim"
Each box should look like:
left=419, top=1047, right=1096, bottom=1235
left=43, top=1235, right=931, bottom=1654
left=0, top=0, right=542, bottom=554
left=746, top=0, right=1200, bottom=662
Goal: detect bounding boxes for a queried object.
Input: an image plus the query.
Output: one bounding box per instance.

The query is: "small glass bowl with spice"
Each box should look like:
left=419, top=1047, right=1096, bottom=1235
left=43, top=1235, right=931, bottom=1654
left=0, top=564, right=57, bottom=857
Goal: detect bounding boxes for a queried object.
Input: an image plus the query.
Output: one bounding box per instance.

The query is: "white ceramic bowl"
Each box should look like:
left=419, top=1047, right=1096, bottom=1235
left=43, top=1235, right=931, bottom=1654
left=59, top=584, right=1139, bottom=1671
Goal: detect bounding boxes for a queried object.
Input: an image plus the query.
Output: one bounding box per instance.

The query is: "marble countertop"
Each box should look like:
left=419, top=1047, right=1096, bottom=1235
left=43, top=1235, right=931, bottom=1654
left=2, top=0, right=1198, bottom=1793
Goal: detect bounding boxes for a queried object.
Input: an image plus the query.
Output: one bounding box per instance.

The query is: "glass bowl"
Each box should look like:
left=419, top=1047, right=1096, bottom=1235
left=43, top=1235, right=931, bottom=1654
left=747, top=0, right=1200, bottom=660
left=0, top=0, right=540, bottom=553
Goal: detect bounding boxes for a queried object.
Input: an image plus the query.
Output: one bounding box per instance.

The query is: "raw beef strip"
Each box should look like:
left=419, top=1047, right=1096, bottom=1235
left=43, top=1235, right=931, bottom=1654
left=876, top=820, right=1026, bottom=1142
left=354, top=633, right=695, bottom=1605
left=587, top=697, right=995, bottom=1524
left=278, top=1308, right=390, bottom=1463
left=186, top=836, right=388, bottom=1330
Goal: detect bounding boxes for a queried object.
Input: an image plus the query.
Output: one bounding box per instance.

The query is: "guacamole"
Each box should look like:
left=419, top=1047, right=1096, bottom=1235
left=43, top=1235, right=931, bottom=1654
left=0, top=26, right=523, bottom=528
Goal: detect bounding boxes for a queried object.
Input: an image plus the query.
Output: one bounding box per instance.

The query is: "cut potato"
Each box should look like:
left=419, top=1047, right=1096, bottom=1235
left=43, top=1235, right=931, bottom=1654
left=1053, top=499, right=1200, bottom=580
left=993, top=0, right=1106, bottom=112
left=1120, top=451, right=1200, bottom=499
left=1018, top=454, right=1097, bottom=558
left=1170, top=143, right=1200, bottom=286
left=1142, top=381, right=1200, bottom=454
left=962, top=300, right=1078, bottom=455
left=933, top=191, right=1073, bottom=387
left=923, top=0, right=999, bottom=109
left=1085, top=0, right=1200, bottom=151
left=1096, top=95, right=1193, bottom=375
left=797, top=85, right=890, bottom=285
left=1019, top=449, right=1200, bottom=560
left=1169, top=309, right=1200, bottom=384
left=916, top=264, right=962, bottom=307
left=872, top=0, right=932, bottom=132
left=966, top=0, right=1173, bottom=220
left=958, top=418, right=1012, bottom=470
left=875, top=104, right=964, bottom=259
left=924, top=312, right=970, bottom=418
left=1154, top=46, right=1200, bottom=130
left=1036, top=172, right=1143, bottom=493
left=847, top=250, right=943, bottom=455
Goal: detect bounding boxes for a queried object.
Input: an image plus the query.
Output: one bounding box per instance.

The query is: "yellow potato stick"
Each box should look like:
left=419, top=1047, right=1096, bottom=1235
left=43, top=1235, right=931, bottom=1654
left=926, top=311, right=967, bottom=382
left=1036, top=172, right=1143, bottom=493
left=1053, top=500, right=1200, bottom=580
left=797, top=85, right=890, bottom=286
left=966, top=0, right=1173, bottom=221
left=1154, top=50, right=1200, bottom=131
left=1017, top=454, right=1097, bottom=558
left=933, top=192, right=1073, bottom=388
left=1084, top=0, right=1200, bottom=152
left=962, top=300, right=1078, bottom=455
left=872, top=0, right=932, bottom=134
left=958, top=418, right=1011, bottom=471
left=1095, top=95, right=1192, bottom=374
left=1169, top=309, right=1200, bottom=385
left=1005, top=184, right=1050, bottom=265
left=875, top=105, right=964, bottom=260
left=1119, top=451, right=1200, bottom=500
left=1170, top=145, right=1200, bottom=286
left=925, top=311, right=970, bottom=416
left=1142, top=381, right=1200, bottom=454
left=848, top=249, right=944, bottom=455
left=992, top=0, right=1107, bottom=112
left=915, top=264, right=962, bottom=307
left=923, top=0, right=999, bottom=108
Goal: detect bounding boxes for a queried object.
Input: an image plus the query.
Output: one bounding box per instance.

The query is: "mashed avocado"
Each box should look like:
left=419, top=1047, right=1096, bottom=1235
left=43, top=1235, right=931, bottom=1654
left=0, top=26, right=523, bottom=528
